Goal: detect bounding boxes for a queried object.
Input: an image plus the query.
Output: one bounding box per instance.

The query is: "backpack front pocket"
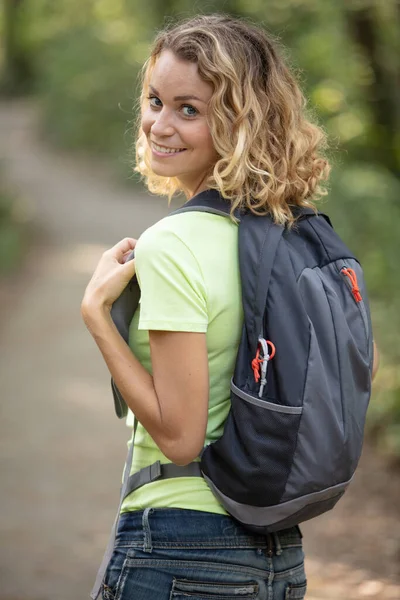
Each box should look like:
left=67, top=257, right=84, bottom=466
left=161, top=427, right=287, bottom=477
left=201, top=381, right=303, bottom=509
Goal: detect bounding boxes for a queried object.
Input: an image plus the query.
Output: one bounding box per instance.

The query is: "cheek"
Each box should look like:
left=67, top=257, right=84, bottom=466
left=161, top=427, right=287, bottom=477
left=201, top=129, right=218, bottom=163
left=141, top=109, right=153, bottom=137
left=188, top=123, right=216, bottom=157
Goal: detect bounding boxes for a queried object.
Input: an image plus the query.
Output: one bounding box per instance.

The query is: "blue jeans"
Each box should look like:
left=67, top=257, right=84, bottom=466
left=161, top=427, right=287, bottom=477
left=101, top=509, right=307, bottom=600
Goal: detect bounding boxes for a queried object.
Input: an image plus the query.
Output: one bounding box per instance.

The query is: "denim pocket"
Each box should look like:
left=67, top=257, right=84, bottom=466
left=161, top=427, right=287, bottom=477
left=110, top=550, right=265, bottom=600
left=284, top=581, right=307, bottom=600
left=170, top=577, right=259, bottom=599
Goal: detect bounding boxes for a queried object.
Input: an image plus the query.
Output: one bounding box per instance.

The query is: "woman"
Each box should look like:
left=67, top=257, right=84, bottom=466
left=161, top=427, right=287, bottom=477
left=81, top=14, right=371, bottom=600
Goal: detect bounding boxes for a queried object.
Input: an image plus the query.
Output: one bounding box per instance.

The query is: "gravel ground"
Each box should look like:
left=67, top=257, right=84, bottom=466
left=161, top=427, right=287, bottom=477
left=0, top=100, right=399, bottom=600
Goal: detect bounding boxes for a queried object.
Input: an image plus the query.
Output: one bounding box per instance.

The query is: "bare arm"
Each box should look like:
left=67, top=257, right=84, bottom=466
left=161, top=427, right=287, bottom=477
left=81, top=238, right=209, bottom=465
left=83, top=307, right=209, bottom=465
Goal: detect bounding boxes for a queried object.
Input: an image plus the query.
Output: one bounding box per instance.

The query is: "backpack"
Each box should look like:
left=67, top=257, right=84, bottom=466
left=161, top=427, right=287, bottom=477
left=110, top=188, right=373, bottom=532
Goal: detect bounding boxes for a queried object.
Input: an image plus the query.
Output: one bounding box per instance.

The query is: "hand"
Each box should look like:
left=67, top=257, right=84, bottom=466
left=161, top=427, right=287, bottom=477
left=81, top=237, right=137, bottom=317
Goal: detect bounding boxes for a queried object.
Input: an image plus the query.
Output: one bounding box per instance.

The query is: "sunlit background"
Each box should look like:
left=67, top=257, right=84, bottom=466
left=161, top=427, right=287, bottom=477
left=0, top=1, right=399, bottom=599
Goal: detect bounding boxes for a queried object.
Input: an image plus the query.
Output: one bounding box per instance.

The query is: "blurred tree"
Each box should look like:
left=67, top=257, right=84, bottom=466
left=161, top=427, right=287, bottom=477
left=0, top=173, right=28, bottom=272
left=344, top=0, right=400, bottom=175
left=1, top=0, right=33, bottom=94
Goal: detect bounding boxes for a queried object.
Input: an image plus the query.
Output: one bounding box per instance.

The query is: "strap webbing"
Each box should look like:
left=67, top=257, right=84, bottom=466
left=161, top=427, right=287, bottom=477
left=171, top=188, right=241, bottom=220
left=124, top=461, right=202, bottom=498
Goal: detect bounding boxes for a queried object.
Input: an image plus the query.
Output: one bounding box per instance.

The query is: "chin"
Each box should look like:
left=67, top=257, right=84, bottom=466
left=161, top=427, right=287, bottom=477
left=151, top=165, right=179, bottom=178
left=150, top=159, right=182, bottom=177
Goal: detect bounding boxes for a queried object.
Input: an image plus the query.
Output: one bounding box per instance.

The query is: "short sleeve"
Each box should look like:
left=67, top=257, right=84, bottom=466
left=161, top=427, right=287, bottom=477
left=134, top=223, right=208, bottom=332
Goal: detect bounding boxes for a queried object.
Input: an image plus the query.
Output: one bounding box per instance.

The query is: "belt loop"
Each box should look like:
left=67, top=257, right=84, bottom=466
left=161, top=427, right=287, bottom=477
left=273, top=532, right=282, bottom=556
left=266, top=533, right=274, bottom=558
left=142, top=508, right=154, bottom=553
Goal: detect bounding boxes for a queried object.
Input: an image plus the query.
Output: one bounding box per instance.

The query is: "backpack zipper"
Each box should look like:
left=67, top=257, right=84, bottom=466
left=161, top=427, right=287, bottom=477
left=340, top=265, right=370, bottom=346
left=341, top=267, right=362, bottom=302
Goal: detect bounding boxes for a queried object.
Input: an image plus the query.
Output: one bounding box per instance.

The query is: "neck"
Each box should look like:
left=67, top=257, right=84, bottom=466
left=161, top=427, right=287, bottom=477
left=180, top=173, right=209, bottom=199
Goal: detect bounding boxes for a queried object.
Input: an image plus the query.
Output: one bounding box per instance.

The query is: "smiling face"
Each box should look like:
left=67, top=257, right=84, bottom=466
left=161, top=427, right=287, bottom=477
left=141, top=50, right=218, bottom=197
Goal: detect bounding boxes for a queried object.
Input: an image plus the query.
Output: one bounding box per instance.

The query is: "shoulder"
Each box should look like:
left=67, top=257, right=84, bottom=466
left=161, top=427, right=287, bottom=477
left=134, top=213, right=215, bottom=283
left=136, top=211, right=237, bottom=258
left=135, top=214, right=196, bottom=264
left=134, top=214, right=211, bottom=325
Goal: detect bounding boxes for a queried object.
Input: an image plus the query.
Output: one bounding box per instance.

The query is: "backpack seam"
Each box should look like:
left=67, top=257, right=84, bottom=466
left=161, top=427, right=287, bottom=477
left=285, top=246, right=311, bottom=410
left=287, top=243, right=315, bottom=408
left=249, top=220, right=273, bottom=355
left=298, top=271, right=312, bottom=407
left=281, top=265, right=311, bottom=501
left=317, top=272, right=345, bottom=435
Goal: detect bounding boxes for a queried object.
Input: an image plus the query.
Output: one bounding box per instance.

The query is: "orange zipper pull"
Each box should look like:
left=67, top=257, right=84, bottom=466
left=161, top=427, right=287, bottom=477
left=251, top=348, right=262, bottom=382
left=342, top=267, right=362, bottom=302
left=252, top=339, right=276, bottom=390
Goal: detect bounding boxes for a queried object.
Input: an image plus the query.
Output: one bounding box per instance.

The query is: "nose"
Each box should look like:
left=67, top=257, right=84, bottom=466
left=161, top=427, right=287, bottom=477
left=150, top=108, right=175, bottom=138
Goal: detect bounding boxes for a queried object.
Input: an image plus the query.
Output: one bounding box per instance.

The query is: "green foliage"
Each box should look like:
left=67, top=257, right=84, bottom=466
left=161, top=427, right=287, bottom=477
left=0, top=1, right=32, bottom=94
left=0, top=183, right=27, bottom=273
left=22, top=0, right=155, bottom=169
left=37, top=26, right=140, bottom=157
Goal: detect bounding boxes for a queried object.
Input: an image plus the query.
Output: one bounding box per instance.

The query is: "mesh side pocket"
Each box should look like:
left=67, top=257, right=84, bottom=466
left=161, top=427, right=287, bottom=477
left=201, top=385, right=302, bottom=507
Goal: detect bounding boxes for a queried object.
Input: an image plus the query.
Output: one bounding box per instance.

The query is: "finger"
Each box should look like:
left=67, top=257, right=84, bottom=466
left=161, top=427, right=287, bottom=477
left=108, top=238, right=136, bottom=261
left=121, top=256, right=136, bottom=277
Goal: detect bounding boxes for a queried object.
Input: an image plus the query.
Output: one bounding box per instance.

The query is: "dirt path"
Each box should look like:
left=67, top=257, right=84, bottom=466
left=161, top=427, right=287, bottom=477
left=0, top=100, right=399, bottom=600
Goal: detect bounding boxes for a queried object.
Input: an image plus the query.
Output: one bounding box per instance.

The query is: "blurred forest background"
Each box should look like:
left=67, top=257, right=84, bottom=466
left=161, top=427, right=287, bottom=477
left=1, top=0, right=400, bottom=458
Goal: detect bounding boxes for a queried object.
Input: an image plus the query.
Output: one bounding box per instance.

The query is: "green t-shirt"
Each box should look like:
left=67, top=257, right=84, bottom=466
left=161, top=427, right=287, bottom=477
left=121, top=210, right=243, bottom=515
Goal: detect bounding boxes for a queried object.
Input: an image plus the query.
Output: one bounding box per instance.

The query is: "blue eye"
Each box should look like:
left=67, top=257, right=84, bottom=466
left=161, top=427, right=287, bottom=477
left=182, top=105, right=198, bottom=117
left=148, top=95, right=162, bottom=108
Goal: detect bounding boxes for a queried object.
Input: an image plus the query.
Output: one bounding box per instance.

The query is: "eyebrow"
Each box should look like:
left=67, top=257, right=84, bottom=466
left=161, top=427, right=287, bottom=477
left=149, top=85, right=206, bottom=103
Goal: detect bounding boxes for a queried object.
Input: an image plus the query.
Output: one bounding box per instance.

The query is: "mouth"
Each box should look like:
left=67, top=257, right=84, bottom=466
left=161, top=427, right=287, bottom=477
left=151, top=142, right=187, bottom=156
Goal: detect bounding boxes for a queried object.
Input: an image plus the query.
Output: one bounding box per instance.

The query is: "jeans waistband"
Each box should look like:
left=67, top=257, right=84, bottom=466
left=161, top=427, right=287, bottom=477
left=116, top=509, right=302, bottom=550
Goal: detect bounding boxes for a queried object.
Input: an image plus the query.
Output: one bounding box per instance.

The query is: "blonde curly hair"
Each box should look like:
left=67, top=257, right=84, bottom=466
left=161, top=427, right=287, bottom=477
left=135, top=14, right=330, bottom=226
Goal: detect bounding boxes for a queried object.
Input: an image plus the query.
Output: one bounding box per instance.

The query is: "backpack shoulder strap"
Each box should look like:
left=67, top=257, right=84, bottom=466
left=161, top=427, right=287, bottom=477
left=171, top=189, right=241, bottom=220
left=290, top=205, right=333, bottom=228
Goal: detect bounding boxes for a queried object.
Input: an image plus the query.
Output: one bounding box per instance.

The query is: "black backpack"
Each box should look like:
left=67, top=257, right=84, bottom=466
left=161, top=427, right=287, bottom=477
left=110, top=188, right=373, bottom=532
